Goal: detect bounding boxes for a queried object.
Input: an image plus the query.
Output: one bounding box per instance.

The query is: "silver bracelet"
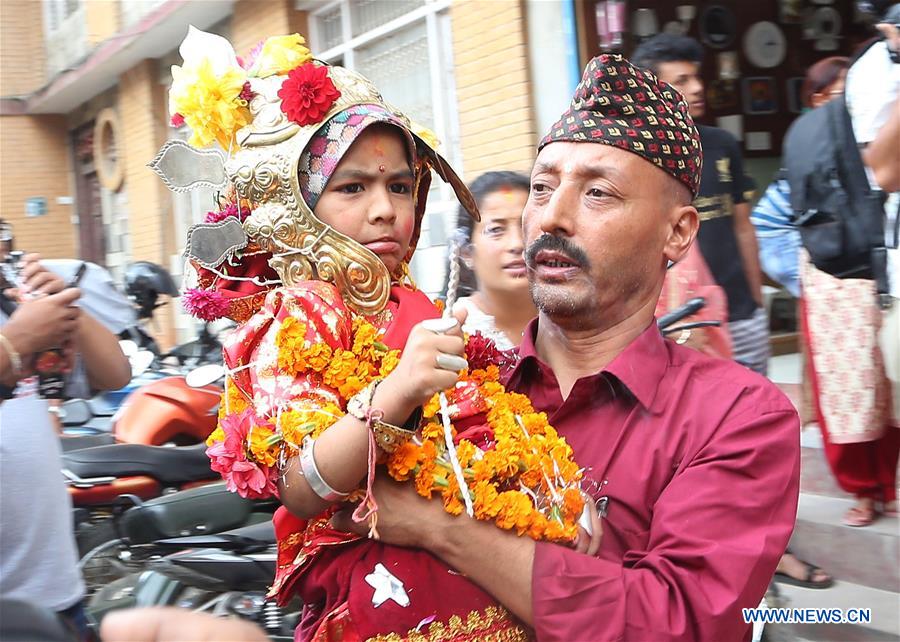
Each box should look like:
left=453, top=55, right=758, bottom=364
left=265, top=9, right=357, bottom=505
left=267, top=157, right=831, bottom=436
left=299, top=438, right=349, bottom=502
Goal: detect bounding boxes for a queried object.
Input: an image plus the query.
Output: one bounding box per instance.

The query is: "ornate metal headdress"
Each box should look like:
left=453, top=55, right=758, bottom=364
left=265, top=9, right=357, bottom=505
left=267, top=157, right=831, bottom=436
left=151, top=27, right=478, bottom=320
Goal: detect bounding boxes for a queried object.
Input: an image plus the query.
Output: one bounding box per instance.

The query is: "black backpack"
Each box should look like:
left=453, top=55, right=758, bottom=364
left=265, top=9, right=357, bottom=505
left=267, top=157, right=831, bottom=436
left=782, top=65, right=889, bottom=296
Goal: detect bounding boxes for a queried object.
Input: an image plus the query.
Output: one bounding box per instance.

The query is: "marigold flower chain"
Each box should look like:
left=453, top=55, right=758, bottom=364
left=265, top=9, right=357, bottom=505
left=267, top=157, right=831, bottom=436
left=388, top=365, right=584, bottom=543
left=207, top=319, right=585, bottom=543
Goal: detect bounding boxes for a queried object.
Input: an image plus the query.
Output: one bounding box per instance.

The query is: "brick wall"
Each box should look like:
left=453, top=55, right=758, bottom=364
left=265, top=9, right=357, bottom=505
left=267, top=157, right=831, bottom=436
left=0, top=0, right=47, bottom=96
left=84, top=0, right=120, bottom=47
left=450, top=0, right=537, bottom=179
left=0, top=115, right=77, bottom=258
left=118, top=59, right=176, bottom=345
left=230, top=0, right=309, bottom=60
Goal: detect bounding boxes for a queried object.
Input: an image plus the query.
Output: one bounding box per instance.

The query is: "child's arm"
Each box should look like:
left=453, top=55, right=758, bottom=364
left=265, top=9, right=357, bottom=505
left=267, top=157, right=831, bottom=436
left=278, top=318, right=467, bottom=518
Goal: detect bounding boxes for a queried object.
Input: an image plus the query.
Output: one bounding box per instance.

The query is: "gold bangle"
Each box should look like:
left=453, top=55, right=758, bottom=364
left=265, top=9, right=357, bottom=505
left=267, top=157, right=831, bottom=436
left=346, top=379, right=416, bottom=453
left=0, top=332, right=22, bottom=375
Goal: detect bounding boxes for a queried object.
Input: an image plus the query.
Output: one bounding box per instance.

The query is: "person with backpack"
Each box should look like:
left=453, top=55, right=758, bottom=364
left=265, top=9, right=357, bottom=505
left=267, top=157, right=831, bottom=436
left=783, top=1, right=900, bottom=528
left=751, top=57, right=850, bottom=298
left=632, top=35, right=769, bottom=375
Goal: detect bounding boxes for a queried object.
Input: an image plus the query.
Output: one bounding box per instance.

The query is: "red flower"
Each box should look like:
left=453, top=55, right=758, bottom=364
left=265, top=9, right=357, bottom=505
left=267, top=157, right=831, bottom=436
left=465, top=332, right=517, bottom=375
left=278, top=63, right=341, bottom=126
left=170, top=112, right=185, bottom=127
left=239, top=81, right=254, bottom=103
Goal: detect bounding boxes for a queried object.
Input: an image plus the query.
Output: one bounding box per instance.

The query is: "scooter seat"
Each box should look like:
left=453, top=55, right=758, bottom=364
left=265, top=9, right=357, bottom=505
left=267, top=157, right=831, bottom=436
left=155, top=519, right=276, bottom=551
left=61, top=443, right=212, bottom=484
left=60, top=433, right=116, bottom=452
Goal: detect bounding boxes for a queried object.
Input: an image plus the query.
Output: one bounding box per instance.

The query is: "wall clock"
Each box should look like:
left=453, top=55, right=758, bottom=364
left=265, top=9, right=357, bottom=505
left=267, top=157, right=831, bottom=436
left=743, top=21, right=787, bottom=69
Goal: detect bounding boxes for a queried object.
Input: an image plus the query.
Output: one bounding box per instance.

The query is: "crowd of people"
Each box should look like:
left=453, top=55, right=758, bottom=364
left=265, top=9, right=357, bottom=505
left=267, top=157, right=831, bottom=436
left=1, top=3, right=898, bottom=641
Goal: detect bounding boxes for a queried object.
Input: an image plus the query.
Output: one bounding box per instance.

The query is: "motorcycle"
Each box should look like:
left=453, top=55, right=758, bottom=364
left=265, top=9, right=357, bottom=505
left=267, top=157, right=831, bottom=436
left=87, top=518, right=299, bottom=640
left=77, top=479, right=278, bottom=596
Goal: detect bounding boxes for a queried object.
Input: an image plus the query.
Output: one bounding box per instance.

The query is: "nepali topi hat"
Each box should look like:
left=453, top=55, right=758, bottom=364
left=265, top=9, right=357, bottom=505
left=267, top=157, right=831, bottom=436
left=540, top=53, right=703, bottom=197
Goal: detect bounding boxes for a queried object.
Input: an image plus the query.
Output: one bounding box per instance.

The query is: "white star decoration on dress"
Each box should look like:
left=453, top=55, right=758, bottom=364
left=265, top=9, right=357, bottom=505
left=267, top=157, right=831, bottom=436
left=365, top=563, right=410, bottom=608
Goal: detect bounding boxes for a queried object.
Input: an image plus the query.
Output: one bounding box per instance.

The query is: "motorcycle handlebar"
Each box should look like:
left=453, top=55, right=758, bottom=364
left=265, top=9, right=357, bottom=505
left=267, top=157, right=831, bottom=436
left=656, top=297, right=706, bottom=331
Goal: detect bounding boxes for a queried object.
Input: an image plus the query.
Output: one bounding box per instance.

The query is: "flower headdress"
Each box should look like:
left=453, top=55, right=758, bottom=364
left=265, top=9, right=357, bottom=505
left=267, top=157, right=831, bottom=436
left=152, top=27, right=479, bottom=321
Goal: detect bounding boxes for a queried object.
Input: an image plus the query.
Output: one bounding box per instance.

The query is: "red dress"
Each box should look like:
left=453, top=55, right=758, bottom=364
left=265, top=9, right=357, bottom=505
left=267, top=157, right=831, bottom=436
left=222, top=281, right=529, bottom=642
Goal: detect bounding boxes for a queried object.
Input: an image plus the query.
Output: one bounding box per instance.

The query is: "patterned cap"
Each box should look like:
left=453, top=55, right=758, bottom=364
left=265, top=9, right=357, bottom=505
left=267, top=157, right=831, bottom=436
left=540, top=54, right=703, bottom=196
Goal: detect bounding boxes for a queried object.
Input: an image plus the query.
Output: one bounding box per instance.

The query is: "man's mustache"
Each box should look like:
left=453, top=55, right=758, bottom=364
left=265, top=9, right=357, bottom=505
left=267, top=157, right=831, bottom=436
left=524, top=234, right=590, bottom=269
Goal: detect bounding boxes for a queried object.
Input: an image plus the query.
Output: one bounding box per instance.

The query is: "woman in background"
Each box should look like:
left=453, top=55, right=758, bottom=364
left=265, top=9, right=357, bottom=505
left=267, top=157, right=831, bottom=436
left=445, top=171, right=536, bottom=350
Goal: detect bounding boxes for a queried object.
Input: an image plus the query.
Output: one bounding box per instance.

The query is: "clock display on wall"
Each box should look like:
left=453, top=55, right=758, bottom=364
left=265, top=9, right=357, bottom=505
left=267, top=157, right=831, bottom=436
left=743, top=21, right=787, bottom=69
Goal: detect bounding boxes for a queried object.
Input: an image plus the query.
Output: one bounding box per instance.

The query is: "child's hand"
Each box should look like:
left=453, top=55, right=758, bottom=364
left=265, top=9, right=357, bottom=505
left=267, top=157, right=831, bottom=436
left=376, top=316, right=467, bottom=423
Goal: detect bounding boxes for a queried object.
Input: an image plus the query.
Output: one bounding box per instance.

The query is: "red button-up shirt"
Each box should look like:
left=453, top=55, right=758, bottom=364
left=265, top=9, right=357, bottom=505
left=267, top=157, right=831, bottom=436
left=507, top=321, right=800, bottom=642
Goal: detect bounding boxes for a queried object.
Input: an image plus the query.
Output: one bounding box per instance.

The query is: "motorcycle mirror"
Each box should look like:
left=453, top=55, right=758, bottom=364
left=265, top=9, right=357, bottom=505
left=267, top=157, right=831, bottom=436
left=185, top=363, right=225, bottom=388
left=130, top=350, right=156, bottom=377
left=56, top=399, right=92, bottom=426
left=119, top=339, right=138, bottom=357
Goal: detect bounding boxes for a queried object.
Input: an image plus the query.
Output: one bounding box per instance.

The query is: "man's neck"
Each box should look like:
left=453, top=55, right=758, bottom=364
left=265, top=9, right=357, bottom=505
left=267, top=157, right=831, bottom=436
left=534, top=298, right=657, bottom=399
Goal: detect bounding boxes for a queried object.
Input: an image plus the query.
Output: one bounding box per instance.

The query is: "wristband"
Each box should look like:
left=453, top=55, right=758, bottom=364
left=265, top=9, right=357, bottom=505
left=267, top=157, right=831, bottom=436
left=299, top=437, right=350, bottom=502
left=0, top=332, right=22, bottom=376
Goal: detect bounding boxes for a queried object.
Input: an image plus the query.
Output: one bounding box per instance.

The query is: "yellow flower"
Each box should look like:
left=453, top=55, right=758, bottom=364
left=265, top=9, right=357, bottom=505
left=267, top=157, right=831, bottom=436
left=252, top=34, right=312, bottom=77
left=412, top=123, right=441, bottom=150
left=422, top=394, right=441, bottom=419
left=387, top=441, right=420, bottom=479
left=248, top=425, right=279, bottom=467
left=205, top=426, right=225, bottom=447
left=304, top=343, right=333, bottom=373
left=379, top=350, right=401, bottom=377
left=351, top=317, right=378, bottom=350
left=171, top=58, right=250, bottom=149
left=279, top=402, right=343, bottom=446
left=217, top=379, right=250, bottom=419
left=322, top=349, right=359, bottom=394
left=276, top=317, right=308, bottom=374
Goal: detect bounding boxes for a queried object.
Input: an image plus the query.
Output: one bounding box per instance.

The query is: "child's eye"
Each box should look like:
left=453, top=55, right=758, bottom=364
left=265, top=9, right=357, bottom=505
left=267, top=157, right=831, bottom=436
left=338, top=184, right=363, bottom=194
left=390, top=183, right=412, bottom=195
left=484, top=225, right=504, bottom=238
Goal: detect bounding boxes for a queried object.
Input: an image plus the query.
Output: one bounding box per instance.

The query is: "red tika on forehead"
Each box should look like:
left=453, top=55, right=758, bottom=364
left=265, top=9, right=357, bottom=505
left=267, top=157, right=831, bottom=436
left=539, top=53, right=703, bottom=197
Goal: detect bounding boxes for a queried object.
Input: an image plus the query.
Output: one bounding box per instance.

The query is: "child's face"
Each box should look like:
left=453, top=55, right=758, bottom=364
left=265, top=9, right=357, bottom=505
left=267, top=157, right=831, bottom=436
left=314, top=125, right=416, bottom=275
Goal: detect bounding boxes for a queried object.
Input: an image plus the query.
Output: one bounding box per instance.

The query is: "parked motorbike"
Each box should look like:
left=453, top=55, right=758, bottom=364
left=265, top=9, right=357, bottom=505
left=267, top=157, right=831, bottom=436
left=87, top=518, right=298, bottom=640
left=78, top=482, right=278, bottom=607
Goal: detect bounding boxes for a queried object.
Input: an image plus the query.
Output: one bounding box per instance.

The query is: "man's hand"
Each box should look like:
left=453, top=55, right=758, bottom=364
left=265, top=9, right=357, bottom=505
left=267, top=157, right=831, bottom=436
left=331, top=470, right=452, bottom=547
left=100, top=607, right=268, bottom=642
left=2, top=288, right=81, bottom=356
left=573, top=499, right=603, bottom=556
left=18, top=253, right=66, bottom=296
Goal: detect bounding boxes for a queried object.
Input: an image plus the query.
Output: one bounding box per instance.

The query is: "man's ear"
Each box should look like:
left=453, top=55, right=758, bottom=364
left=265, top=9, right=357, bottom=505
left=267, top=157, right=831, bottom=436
left=664, top=205, right=698, bottom=264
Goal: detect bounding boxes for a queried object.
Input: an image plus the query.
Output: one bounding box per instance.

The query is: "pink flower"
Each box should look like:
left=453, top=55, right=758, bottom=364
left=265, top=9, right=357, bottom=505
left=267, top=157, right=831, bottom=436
left=241, top=41, right=264, bottom=71
left=183, top=287, right=230, bottom=321
left=225, top=459, right=278, bottom=499
left=170, top=113, right=185, bottom=127
left=206, top=409, right=278, bottom=500
left=204, top=203, right=249, bottom=224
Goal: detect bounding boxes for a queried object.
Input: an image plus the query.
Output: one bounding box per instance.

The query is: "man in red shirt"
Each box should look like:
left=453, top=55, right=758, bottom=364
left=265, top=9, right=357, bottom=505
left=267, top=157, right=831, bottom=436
left=337, top=54, right=800, bottom=642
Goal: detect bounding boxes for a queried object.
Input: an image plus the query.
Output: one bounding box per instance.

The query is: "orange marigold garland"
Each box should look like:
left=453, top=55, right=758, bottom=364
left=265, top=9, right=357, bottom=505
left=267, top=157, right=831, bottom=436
left=207, top=316, right=584, bottom=543
left=387, top=364, right=584, bottom=543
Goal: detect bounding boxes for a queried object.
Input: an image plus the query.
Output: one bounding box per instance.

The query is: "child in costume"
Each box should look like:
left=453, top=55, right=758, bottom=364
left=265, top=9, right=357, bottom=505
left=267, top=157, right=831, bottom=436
left=156, top=28, right=590, bottom=642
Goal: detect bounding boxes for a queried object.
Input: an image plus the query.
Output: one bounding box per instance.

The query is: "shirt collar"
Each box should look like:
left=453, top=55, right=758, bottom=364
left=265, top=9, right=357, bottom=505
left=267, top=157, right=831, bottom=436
left=512, top=318, right=670, bottom=412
